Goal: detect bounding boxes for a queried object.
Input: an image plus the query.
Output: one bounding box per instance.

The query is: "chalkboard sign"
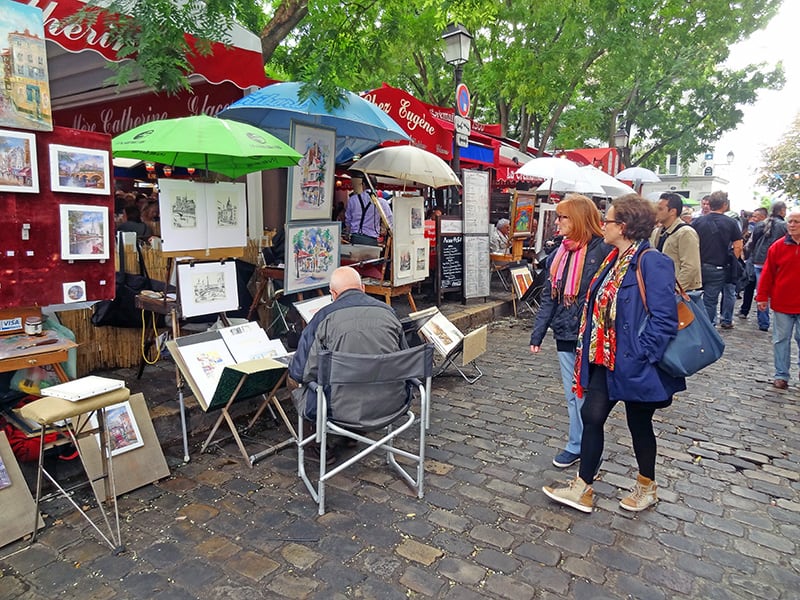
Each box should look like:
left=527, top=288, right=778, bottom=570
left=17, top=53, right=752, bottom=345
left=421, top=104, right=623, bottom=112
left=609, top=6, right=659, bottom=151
left=440, top=234, right=464, bottom=290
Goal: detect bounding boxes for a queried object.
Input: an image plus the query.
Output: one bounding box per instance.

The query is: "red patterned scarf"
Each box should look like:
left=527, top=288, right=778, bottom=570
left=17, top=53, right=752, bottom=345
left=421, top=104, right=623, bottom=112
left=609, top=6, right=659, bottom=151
left=572, top=242, right=639, bottom=398
left=549, top=238, right=588, bottom=306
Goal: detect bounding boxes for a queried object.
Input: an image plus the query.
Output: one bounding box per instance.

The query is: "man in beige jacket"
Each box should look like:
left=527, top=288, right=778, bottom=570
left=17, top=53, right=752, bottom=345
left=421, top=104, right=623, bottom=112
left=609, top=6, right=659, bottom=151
left=650, top=193, right=702, bottom=292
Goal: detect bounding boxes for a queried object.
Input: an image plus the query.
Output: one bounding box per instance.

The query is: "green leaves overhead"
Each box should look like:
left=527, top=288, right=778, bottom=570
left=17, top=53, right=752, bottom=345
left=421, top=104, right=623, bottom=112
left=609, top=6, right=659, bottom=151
left=758, top=113, right=800, bottom=200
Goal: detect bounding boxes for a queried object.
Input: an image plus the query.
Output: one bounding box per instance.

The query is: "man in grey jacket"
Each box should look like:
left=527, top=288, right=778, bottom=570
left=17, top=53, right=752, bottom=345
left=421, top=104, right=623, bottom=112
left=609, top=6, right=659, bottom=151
left=289, top=266, right=407, bottom=461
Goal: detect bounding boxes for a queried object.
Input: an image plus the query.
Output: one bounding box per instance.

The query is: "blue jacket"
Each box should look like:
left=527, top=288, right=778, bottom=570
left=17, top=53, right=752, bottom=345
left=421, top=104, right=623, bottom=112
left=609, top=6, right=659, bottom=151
left=530, top=236, right=611, bottom=346
left=576, top=242, right=686, bottom=402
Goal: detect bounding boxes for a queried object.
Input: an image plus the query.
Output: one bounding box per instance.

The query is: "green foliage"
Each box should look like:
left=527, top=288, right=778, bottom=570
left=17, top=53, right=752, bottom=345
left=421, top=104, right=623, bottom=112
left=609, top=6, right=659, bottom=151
left=758, top=113, right=800, bottom=201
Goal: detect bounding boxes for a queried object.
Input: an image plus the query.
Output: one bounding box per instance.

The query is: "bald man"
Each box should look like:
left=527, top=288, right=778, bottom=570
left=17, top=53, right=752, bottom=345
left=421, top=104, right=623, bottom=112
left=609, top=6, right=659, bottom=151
left=289, top=267, right=407, bottom=461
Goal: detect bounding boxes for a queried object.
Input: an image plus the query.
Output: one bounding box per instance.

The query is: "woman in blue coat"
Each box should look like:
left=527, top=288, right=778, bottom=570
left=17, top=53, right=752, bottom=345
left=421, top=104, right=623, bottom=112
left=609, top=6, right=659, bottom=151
left=543, top=194, right=685, bottom=514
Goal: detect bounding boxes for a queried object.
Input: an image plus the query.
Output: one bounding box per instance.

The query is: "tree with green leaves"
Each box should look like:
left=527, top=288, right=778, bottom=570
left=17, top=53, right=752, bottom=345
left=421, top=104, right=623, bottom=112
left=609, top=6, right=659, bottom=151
left=758, top=113, right=800, bottom=201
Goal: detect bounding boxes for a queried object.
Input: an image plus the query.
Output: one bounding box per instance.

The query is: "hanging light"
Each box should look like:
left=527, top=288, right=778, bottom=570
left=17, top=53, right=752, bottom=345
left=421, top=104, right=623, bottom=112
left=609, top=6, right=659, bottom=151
left=144, top=161, right=155, bottom=173
left=162, top=165, right=173, bottom=177
left=186, top=167, right=195, bottom=176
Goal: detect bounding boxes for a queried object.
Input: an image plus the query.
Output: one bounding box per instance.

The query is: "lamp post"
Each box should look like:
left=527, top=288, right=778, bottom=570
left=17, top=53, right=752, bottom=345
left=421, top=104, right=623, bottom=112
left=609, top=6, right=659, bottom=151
left=442, top=23, right=472, bottom=182
left=613, top=126, right=629, bottom=175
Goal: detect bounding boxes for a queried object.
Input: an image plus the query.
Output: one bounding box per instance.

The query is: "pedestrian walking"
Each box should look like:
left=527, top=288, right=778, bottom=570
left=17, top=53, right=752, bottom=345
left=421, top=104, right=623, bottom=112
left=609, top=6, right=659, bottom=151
left=530, top=194, right=610, bottom=469
left=543, top=194, right=684, bottom=513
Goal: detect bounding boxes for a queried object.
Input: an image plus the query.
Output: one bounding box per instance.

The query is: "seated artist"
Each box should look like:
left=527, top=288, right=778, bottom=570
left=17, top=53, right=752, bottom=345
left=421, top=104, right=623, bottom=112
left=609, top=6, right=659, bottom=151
left=288, top=266, right=408, bottom=463
left=345, top=172, right=393, bottom=246
left=490, top=218, right=511, bottom=254
left=117, top=205, right=153, bottom=244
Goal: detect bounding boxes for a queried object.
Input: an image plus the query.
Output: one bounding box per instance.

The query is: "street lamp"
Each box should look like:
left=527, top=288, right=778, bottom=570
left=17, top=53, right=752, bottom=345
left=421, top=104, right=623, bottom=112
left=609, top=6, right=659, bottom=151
left=442, top=23, right=472, bottom=182
left=726, top=150, right=735, bottom=165
left=613, top=126, right=629, bottom=174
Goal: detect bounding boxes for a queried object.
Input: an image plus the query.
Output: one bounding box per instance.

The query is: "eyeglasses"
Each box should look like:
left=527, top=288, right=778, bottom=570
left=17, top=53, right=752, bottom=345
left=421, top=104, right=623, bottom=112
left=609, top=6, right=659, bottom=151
left=556, top=214, right=570, bottom=220
left=602, top=219, right=623, bottom=226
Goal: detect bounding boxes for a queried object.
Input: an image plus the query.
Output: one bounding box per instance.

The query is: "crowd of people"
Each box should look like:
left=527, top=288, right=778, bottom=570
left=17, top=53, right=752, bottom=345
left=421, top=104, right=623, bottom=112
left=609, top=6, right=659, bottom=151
left=114, top=189, right=160, bottom=244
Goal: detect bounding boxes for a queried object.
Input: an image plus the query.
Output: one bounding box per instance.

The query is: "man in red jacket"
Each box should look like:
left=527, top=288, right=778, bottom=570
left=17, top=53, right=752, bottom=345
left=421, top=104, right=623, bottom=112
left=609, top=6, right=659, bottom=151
left=756, top=208, right=800, bottom=390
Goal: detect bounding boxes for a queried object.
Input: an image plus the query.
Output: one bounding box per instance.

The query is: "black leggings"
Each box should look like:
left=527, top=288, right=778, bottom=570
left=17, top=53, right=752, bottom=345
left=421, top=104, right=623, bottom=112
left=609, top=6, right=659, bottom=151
left=578, top=366, right=658, bottom=484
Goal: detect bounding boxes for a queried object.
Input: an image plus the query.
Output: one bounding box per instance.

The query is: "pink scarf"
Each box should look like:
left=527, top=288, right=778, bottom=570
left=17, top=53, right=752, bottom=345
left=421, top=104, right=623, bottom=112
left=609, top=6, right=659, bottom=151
left=550, top=238, right=588, bottom=306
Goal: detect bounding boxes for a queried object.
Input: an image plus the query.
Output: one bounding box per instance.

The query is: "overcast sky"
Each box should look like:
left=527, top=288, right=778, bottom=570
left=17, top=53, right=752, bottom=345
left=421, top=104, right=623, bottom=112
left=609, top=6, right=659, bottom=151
left=713, top=2, right=799, bottom=209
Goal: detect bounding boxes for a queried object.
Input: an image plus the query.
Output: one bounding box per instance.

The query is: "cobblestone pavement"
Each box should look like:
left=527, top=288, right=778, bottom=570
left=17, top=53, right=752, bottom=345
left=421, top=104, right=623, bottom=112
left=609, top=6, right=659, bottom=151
left=2, top=311, right=798, bottom=599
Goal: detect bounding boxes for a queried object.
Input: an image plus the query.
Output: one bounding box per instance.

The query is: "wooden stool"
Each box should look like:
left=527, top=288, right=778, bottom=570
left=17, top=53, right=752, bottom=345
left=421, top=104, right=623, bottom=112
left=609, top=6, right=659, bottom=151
left=20, top=388, right=130, bottom=553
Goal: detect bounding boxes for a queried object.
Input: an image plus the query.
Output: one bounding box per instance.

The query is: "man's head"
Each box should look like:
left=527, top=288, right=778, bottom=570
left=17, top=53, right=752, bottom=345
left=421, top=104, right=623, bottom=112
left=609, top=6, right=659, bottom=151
left=123, top=205, right=141, bottom=222
left=770, top=200, right=787, bottom=218
left=330, top=266, right=364, bottom=300
left=496, top=218, right=510, bottom=235
left=680, top=207, right=693, bottom=224
left=751, top=207, right=768, bottom=222
left=708, top=191, right=729, bottom=213
left=700, top=195, right=711, bottom=215
left=656, top=192, right=683, bottom=226
left=787, top=208, right=800, bottom=242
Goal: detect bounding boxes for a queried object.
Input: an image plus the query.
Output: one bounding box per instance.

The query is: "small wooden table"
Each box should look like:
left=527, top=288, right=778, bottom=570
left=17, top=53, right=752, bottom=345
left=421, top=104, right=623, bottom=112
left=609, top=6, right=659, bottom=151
left=364, top=282, right=417, bottom=311
left=0, top=332, right=77, bottom=383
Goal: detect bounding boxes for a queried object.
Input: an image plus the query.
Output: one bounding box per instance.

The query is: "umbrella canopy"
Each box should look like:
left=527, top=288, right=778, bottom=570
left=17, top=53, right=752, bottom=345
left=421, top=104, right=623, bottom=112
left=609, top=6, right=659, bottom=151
left=111, top=115, right=302, bottom=178
left=579, top=166, right=636, bottom=197
left=349, top=145, right=461, bottom=189
left=218, top=82, right=411, bottom=163
left=516, top=156, right=583, bottom=180
left=534, top=176, right=604, bottom=197
left=615, top=166, right=661, bottom=183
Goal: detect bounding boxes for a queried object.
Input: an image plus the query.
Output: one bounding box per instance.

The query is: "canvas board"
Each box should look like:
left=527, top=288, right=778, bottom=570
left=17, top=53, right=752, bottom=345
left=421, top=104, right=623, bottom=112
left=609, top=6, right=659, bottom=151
left=420, top=312, right=464, bottom=357
left=177, top=260, right=239, bottom=318
left=285, top=221, right=341, bottom=294
left=0, top=129, right=39, bottom=192
left=0, top=431, right=44, bottom=548
left=461, top=325, right=488, bottom=366
left=287, top=122, right=336, bottom=221
left=0, top=1, right=52, bottom=132
left=49, top=144, right=110, bottom=195
left=59, top=203, right=110, bottom=260
left=510, top=265, right=534, bottom=299
left=76, top=393, right=170, bottom=501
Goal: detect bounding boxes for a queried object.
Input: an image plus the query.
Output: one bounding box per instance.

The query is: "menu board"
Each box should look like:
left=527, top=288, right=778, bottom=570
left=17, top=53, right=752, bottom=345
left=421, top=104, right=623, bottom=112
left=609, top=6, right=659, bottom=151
left=439, top=234, right=463, bottom=290
left=464, top=236, right=490, bottom=298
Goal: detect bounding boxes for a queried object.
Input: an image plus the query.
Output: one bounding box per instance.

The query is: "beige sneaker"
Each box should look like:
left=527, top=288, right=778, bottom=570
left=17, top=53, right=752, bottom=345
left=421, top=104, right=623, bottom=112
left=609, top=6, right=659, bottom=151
left=542, top=476, right=594, bottom=513
left=619, top=474, right=658, bottom=512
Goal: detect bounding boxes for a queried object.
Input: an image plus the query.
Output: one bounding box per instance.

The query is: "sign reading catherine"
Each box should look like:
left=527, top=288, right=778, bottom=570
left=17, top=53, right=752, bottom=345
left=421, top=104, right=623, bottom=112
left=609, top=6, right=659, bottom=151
left=0, top=0, right=53, bottom=131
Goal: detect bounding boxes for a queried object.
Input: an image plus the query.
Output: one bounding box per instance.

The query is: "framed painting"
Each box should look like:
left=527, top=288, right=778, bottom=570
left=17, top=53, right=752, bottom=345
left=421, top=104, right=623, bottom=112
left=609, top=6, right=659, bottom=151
left=0, top=130, right=39, bottom=193
left=206, top=182, right=247, bottom=249
left=0, top=1, right=53, bottom=132
left=285, top=221, right=341, bottom=294
left=287, top=122, right=336, bottom=221
left=177, top=260, right=240, bottom=318
left=510, top=265, right=534, bottom=300
left=158, top=179, right=208, bottom=252
left=49, top=144, right=110, bottom=195
left=89, top=399, right=144, bottom=458
left=59, top=204, right=110, bottom=260
left=513, top=204, right=534, bottom=236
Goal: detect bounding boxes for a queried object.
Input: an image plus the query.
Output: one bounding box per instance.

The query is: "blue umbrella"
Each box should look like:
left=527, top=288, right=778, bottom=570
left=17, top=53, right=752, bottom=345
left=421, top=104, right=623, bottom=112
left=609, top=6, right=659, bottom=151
left=218, top=82, right=410, bottom=163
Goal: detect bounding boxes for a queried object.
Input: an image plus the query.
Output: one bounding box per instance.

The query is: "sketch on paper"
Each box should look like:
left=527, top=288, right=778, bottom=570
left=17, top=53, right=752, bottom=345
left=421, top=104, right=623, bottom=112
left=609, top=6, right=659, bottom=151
left=216, top=196, right=238, bottom=227
left=397, top=246, right=412, bottom=278
left=288, top=123, right=336, bottom=221
left=0, top=1, right=52, bottom=131
left=0, top=454, right=11, bottom=490
left=49, top=144, right=110, bottom=195
left=285, top=221, right=341, bottom=294
left=60, top=204, right=110, bottom=260
left=191, top=270, right=226, bottom=304
left=410, top=207, right=423, bottom=232
left=416, top=246, right=427, bottom=271
left=171, top=194, right=197, bottom=229
left=0, top=129, right=39, bottom=193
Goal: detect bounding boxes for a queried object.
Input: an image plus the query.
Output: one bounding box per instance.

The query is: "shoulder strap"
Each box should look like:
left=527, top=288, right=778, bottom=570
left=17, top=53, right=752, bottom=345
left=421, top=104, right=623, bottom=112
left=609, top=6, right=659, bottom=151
left=636, top=247, right=688, bottom=315
left=357, top=192, right=372, bottom=233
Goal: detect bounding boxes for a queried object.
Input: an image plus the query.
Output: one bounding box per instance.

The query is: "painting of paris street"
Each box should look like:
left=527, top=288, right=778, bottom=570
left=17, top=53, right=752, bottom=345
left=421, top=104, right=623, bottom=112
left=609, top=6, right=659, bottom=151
left=59, top=204, right=110, bottom=260
left=49, top=144, right=110, bottom=195
left=0, top=129, right=39, bottom=192
left=176, top=260, right=239, bottom=317
left=286, top=221, right=341, bottom=294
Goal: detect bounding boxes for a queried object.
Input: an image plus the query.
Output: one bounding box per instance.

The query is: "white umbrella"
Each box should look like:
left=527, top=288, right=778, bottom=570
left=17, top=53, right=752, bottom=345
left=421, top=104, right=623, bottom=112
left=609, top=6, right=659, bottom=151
left=615, top=166, right=661, bottom=194
left=580, top=165, right=636, bottom=197
left=535, top=176, right=605, bottom=197
left=516, top=156, right=583, bottom=180
left=349, top=145, right=461, bottom=188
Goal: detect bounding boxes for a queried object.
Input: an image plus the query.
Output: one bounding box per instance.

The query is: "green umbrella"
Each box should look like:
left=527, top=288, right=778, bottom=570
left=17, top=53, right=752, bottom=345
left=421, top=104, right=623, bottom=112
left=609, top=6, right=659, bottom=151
left=112, top=114, right=302, bottom=178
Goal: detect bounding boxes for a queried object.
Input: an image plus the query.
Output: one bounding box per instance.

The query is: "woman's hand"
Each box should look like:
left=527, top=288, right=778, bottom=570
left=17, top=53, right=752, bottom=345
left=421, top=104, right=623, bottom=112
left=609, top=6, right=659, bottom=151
left=530, top=345, right=541, bottom=354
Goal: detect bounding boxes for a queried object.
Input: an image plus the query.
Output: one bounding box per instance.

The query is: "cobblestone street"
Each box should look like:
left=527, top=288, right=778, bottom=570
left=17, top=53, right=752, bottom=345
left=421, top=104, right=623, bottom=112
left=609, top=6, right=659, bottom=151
left=2, top=311, right=798, bottom=599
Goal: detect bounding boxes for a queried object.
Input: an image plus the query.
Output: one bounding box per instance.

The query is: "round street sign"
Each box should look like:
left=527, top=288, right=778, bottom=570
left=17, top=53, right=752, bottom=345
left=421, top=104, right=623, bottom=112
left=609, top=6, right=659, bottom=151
left=456, top=83, right=470, bottom=117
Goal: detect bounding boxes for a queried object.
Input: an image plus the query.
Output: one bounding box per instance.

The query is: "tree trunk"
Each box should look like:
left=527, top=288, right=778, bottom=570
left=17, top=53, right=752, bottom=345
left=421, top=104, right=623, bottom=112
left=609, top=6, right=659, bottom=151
left=261, top=0, right=310, bottom=62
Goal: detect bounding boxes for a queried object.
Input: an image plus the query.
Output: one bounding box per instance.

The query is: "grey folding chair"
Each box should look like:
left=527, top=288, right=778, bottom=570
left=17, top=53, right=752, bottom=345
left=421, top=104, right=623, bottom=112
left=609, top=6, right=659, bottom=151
left=297, top=344, right=434, bottom=515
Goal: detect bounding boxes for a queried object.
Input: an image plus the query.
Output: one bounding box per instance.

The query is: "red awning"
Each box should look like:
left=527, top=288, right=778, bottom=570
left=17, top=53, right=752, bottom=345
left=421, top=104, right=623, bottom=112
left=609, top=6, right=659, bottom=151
left=563, top=148, right=621, bottom=175
left=25, top=0, right=268, bottom=90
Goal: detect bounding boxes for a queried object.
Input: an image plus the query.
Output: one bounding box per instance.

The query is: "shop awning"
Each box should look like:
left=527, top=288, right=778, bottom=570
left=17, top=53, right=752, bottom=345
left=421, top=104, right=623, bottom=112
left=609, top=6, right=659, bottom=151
left=20, top=0, right=268, bottom=108
left=562, top=148, right=621, bottom=175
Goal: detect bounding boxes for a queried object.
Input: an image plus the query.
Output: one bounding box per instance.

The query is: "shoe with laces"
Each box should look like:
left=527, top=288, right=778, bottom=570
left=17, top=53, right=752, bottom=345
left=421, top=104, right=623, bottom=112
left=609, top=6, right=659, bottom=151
left=619, top=474, right=658, bottom=512
left=553, top=450, right=580, bottom=468
left=542, top=476, right=594, bottom=513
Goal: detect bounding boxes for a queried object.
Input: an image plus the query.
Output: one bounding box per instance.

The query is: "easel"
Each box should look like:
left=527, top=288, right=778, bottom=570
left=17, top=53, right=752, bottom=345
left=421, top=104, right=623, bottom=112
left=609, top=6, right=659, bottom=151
left=358, top=174, right=418, bottom=310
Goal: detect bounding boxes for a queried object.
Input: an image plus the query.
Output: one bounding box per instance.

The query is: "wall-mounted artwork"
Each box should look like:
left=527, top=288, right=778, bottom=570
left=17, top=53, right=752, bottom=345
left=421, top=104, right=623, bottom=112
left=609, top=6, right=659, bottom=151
left=89, top=399, right=144, bottom=457
left=0, top=129, right=39, bottom=193
left=177, top=260, right=239, bottom=317
left=59, top=204, right=110, bottom=260
left=287, top=122, right=336, bottom=221
left=285, top=221, right=341, bottom=294
left=0, top=1, right=53, bottom=131
left=49, top=144, right=110, bottom=195
left=62, top=280, right=87, bottom=303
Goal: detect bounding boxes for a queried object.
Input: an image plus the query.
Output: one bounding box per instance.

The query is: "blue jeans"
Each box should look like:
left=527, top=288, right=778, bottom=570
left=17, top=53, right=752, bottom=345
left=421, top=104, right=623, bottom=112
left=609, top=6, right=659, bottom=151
left=721, top=282, right=736, bottom=326
left=754, top=265, right=770, bottom=330
left=701, top=264, right=727, bottom=325
left=772, top=312, right=800, bottom=381
left=557, top=350, right=584, bottom=454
